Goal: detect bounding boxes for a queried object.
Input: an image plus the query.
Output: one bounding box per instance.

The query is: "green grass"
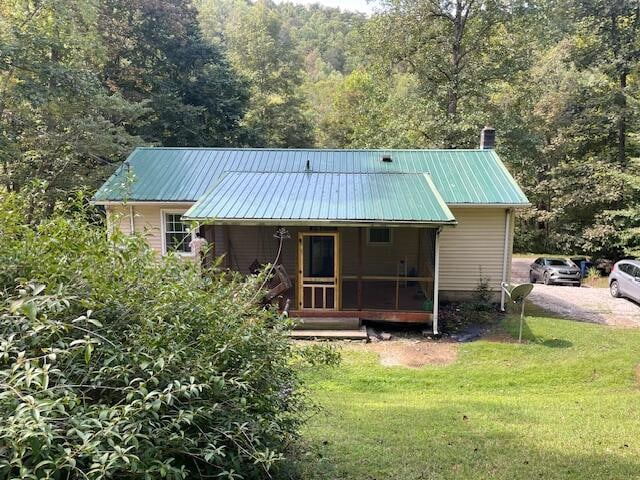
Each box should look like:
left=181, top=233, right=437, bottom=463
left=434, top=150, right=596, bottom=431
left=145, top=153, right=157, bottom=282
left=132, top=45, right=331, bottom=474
left=301, top=317, right=640, bottom=479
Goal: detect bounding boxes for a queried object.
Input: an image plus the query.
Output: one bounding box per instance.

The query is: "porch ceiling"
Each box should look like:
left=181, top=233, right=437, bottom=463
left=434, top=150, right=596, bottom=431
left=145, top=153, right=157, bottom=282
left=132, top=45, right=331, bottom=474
left=183, top=172, right=457, bottom=226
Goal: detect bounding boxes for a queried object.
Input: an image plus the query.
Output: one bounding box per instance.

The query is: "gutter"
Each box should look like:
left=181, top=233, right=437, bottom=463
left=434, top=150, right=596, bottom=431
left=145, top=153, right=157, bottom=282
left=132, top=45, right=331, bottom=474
left=433, top=227, right=441, bottom=335
left=92, top=200, right=195, bottom=206
left=500, top=208, right=513, bottom=311
left=447, top=203, right=531, bottom=208
left=179, top=218, right=459, bottom=228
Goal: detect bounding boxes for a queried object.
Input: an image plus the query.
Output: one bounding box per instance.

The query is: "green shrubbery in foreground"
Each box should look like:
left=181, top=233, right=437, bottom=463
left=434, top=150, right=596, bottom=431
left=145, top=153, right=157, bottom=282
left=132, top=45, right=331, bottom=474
left=0, top=189, right=332, bottom=479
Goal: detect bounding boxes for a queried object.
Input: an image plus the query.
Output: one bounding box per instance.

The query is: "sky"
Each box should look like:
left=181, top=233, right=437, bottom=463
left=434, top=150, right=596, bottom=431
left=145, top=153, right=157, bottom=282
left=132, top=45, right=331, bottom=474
left=272, top=0, right=384, bottom=15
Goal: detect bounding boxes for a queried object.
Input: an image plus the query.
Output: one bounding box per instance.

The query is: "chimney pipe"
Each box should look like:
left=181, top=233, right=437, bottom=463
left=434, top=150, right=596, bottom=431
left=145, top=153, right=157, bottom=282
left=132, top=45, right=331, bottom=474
left=480, top=126, right=496, bottom=149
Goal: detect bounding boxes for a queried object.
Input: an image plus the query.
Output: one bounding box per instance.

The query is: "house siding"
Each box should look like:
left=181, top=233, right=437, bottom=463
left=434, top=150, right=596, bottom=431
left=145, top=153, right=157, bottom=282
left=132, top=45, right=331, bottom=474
left=105, top=203, right=193, bottom=254
left=105, top=204, right=514, bottom=301
left=439, top=207, right=512, bottom=298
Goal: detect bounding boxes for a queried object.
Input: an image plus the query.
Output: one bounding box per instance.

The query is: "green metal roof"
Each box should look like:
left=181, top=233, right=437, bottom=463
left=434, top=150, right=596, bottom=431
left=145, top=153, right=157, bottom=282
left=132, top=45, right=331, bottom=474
left=93, top=147, right=529, bottom=206
left=182, top=172, right=456, bottom=225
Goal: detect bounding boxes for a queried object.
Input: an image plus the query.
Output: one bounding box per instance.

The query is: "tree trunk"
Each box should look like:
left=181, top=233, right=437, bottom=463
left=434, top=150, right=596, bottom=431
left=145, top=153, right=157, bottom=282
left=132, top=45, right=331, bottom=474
left=618, top=70, right=627, bottom=169
left=448, top=0, right=464, bottom=119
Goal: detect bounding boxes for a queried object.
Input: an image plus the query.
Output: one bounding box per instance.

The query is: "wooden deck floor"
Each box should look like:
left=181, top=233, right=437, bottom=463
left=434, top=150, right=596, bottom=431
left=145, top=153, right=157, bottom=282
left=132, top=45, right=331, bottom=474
left=289, top=326, right=368, bottom=340
left=288, top=309, right=432, bottom=324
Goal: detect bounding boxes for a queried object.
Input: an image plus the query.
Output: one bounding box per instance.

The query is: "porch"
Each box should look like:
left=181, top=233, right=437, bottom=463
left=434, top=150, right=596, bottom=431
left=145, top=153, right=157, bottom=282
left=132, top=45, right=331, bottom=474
left=187, top=170, right=455, bottom=334
left=201, top=225, right=441, bottom=329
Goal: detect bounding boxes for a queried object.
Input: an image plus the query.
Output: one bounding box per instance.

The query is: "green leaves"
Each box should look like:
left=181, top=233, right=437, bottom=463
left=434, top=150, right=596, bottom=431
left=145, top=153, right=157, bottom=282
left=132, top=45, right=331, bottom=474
left=0, top=189, right=337, bottom=479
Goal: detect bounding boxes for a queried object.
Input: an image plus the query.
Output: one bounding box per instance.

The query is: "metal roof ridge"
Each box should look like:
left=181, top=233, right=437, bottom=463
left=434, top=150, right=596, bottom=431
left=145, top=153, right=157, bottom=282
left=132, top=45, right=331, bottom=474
left=133, top=146, right=494, bottom=153
left=216, top=171, right=434, bottom=174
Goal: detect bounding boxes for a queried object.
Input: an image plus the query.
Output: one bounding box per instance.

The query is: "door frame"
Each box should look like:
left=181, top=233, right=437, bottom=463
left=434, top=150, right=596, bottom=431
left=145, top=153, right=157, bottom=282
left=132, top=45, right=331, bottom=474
left=297, top=231, right=341, bottom=310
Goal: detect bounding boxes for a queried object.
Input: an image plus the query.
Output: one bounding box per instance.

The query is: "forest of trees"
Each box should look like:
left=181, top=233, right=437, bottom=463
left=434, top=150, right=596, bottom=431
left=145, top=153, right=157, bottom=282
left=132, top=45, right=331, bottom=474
left=1, top=0, right=639, bottom=258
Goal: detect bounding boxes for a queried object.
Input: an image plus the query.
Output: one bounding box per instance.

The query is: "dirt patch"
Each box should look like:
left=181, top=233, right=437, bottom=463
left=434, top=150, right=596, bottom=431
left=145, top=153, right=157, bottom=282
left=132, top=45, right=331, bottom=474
left=348, top=340, right=459, bottom=368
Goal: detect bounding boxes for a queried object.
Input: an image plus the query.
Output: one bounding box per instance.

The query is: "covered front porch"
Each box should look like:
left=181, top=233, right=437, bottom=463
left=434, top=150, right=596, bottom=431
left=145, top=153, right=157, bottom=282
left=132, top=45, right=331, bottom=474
left=199, top=224, right=444, bottom=332
left=184, top=170, right=457, bottom=334
left=289, top=227, right=438, bottom=325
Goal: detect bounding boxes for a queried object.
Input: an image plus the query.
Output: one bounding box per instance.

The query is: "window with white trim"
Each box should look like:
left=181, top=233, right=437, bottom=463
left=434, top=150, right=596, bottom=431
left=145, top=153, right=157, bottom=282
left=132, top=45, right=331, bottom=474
left=367, top=227, right=392, bottom=245
left=164, top=213, right=192, bottom=253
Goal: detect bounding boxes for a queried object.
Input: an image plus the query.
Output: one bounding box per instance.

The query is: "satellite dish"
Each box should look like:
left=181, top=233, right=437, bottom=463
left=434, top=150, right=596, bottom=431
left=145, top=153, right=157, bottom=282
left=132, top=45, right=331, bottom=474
left=509, top=283, right=534, bottom=303
left=501, top=282, right=535, bottom=343
left=501, top=282, right=534, bottom=304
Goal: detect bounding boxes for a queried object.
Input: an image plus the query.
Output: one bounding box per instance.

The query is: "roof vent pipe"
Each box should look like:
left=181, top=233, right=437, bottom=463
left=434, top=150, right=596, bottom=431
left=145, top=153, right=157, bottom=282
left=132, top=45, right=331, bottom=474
left=305, top=159, right=311, bottom=171
left=480, top=126, right=496, bottom=149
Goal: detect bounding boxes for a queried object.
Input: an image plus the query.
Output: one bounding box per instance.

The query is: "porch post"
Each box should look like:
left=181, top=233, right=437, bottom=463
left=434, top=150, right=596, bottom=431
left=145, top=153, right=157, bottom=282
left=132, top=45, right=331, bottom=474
left=357, top=227, right=363, bottom=310
left=433, top=227, right=441, bottom=335
left=500, top=208, right=512, bottom=311
left=224, top=225, right=232, bottom=269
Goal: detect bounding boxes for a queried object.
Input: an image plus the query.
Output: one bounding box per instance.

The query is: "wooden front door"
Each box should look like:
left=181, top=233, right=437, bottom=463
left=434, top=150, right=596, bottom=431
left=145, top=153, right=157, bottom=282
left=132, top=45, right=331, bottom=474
left=298, top=232, right=340, bottom=310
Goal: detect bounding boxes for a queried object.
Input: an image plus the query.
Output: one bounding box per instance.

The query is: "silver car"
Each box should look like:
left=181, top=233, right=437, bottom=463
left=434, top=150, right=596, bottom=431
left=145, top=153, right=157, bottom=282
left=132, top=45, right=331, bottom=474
left=609, top=260, right=640, bottom=302
left=529, top=257, right=582, bottom=286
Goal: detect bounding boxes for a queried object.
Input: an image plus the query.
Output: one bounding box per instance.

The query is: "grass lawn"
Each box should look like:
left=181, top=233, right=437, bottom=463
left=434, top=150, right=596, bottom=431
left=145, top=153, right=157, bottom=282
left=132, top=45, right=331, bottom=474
left=301, top=316, right=640, bottom=479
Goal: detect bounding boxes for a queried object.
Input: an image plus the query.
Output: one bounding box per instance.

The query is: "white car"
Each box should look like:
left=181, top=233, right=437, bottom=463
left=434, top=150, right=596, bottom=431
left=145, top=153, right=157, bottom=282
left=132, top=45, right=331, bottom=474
left=609, top=260, right=640, bottom=302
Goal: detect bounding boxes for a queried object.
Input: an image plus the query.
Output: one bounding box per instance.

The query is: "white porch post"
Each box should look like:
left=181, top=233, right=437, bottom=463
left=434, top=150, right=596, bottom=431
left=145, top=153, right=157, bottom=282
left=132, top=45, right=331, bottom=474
left=433, top=227, right=441, bottom=335
left=129, top=205, right=135, bottom=233
left=500, top=208, right=512, bottom=311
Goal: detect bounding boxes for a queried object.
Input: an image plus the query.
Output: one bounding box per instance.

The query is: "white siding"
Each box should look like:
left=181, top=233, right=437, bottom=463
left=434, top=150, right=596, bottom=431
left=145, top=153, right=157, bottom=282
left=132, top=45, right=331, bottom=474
left=439, top=207, right=510, bottom=292
left=105, top=204, right=515, bottom=297
left=105, top=205, right=133, bottom=235
left=105, top=204, right=193, bottom=254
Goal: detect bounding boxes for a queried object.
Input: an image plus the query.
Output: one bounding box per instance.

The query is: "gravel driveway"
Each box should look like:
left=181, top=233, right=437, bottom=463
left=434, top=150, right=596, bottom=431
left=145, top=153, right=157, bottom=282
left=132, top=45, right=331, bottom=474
left=512, top=256, right=640, bottom=327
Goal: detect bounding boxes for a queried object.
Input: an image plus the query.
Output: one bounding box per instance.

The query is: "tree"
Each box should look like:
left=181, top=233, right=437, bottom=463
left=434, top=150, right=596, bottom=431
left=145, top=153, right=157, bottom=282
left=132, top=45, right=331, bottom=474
left=572, top=0, right=640, bottom=169
left=197, top=0, right=314, bottom=147
left=99, top=0, right=249, bottom=147
left=0, top=0, right=145, bottom=202
left=361, top=0, right=510, bottom=147
left=0, top=188, right=338, bottom=479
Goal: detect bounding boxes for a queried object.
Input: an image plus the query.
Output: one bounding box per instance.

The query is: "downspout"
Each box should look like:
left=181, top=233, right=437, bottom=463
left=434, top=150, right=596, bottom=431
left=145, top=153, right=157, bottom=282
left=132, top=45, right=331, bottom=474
left=500, top=208, right=512, bottom=311
left=129, top=205, right=135, bottom=234
left=433, top=227, right=441, bottom=335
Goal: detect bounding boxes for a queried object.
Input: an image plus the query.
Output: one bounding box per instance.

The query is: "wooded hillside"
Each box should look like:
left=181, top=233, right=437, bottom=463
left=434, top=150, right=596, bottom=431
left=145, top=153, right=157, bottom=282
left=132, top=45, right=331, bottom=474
left=1, top=0, right=638, bottom=258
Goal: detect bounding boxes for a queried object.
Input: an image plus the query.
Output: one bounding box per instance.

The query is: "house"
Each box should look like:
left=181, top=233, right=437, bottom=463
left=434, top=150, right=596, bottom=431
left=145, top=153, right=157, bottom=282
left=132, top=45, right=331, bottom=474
left=93, top=127, right=529, bottom=334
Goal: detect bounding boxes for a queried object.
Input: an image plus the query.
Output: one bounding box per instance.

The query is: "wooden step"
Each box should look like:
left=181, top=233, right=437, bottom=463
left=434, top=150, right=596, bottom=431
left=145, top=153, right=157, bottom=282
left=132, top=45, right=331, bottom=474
left=293, top=317, right=361, bottom=330
left=289, top=326, right=368, bottom=340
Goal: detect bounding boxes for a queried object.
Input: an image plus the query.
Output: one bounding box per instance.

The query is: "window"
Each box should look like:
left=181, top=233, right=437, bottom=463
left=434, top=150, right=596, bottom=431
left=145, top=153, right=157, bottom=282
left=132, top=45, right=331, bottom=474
left=367, top=227, right=392, bottom=245
left=546, top=259, right=571, bottom=266
left=621, top=263, right=640, bottom=277
left=164, top=213, right=192, bottom=254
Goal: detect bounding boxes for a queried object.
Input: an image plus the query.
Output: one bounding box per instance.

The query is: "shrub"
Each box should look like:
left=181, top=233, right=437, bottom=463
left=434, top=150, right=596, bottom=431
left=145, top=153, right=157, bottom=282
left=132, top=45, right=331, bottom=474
left=0, top=188, right=333, bottom=479
left=586, top=266, right=601, bottom=281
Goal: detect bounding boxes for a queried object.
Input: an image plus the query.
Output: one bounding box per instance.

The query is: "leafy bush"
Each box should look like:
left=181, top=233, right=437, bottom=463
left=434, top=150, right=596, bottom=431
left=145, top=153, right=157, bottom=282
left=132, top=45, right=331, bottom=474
left=462, top=275, right=496, bottom=319
left=439, top=276, right=498, bottom=334
left=0, top=188, right=333, bottom=479
left=586, top=266, right=601, bottom=281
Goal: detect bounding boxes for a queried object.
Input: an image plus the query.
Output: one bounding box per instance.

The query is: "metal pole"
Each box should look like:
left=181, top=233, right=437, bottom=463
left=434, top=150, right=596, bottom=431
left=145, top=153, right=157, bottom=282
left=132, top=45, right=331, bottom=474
left=518, top=300, right=525, bottom=343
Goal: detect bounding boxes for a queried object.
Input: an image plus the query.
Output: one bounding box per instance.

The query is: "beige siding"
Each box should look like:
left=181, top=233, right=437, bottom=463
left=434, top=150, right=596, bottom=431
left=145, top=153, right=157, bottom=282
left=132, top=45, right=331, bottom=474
left=105, top=204, right=514, bottom=299
left=105, top=205, right=133, bottom=235
left=506, top=209, right=515, bottom=285
left=105, top=203, right=193, bottom=255
left=439, top=207, right=510, bottom=292
left=132, top=205, right=164, bottom=252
